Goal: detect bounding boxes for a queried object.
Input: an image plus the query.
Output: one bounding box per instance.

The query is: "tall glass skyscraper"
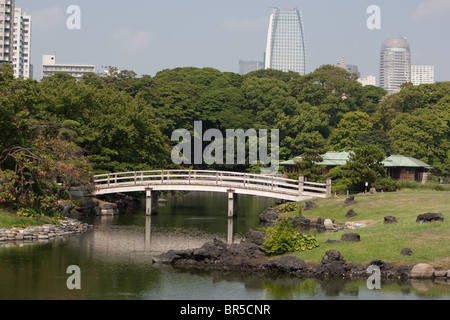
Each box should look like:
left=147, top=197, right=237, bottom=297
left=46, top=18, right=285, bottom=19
left=265, top=8, right=306, bottom=75
left=379, top=38, right=411, bottom=94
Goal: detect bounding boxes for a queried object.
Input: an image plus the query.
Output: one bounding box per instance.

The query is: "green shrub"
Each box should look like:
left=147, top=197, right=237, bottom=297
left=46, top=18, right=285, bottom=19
left=372, top=177, right=399, bottom=192
left=260, top=219, right=319, bottom=256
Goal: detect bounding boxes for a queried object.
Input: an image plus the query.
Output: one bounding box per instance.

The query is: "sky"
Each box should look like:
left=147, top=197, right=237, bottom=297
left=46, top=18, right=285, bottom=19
left=16, top=0, right=450, bottom=81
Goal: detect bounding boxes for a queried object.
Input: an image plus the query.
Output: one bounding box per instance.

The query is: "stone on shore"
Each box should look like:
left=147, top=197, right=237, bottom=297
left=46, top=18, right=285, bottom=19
left=410, top=263, right=434, bottom=279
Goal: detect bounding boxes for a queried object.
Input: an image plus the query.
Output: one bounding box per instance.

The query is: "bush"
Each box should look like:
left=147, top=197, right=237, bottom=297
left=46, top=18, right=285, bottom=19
left=260, top=219, right=319, bottom=256
left=372, top=177, right=399, bottom=192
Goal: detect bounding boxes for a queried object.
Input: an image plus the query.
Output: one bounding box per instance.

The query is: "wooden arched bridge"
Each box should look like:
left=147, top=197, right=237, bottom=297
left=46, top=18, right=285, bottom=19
left=93, top=170, right=332, bottom=217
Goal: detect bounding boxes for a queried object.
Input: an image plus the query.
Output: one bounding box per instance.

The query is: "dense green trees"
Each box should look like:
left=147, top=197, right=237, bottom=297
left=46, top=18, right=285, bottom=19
left=1, top=63, right=449, bottom=215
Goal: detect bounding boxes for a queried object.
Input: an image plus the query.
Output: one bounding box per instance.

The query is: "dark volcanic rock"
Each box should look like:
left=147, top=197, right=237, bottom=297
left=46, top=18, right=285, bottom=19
left=313, top=250, right=350, bottom=278
left=345, top=209, right=357, bottom=218
left=343, top=195, right=356, bottom=207
left=259, top=208, right=279, bottom=223
left=384, top=216, right=398, bottom=224
left=400, top=248, right=413, bottom=256
left=242, top=229, right=267, bottom=246
left=416, top=213, right=444, bottom=223
left=193, top=238, right=228, bottom=261
left=341, top=233, right=360, bottom=242
left=301, top=200, right=316, bottom=212
left=263, top=256, right=307, bottom=273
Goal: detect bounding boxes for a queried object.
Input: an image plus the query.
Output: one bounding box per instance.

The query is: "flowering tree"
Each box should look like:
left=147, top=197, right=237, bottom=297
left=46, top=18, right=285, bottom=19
left=0, top=135, right=92, bottom=217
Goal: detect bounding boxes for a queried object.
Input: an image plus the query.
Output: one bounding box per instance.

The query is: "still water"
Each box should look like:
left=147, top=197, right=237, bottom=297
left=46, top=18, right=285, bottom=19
left=0, top=192, right=449, bottom=300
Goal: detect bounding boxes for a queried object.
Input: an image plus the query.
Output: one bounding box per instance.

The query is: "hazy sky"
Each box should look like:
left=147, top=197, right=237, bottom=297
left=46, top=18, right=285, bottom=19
left=16, top=0, right=450, bottom=81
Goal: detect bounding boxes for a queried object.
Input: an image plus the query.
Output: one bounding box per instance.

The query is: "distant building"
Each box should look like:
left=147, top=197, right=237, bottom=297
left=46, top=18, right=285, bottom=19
left=358, top=75, right=377, bottom=86
left=280, top=151, right=432, bottom=183
left=265, top=7, right=306, bottom=75
left=12, top=8, right=32, bottom=79
left=333, top=59, right=360, bottom=78
left=0, top=0, right=15, bottom=65
left=411, top=65, right=435, bottom=85
left=379, top=38, right=411, bottom=94
left=239, top=60, right=264, bottom=75
left=42, top=54, right=95, bottom=80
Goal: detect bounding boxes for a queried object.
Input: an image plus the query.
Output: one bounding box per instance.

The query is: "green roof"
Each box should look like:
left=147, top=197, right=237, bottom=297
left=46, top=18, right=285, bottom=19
left=279, top=151, right=352, bottom=166
left=280, top=151, right=432, bottom=169
left=382, top=155, right=433, bottom=169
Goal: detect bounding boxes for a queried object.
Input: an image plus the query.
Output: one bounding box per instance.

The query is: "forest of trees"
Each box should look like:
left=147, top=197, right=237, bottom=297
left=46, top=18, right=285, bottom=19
left=1, top=63, right=449, bottom=216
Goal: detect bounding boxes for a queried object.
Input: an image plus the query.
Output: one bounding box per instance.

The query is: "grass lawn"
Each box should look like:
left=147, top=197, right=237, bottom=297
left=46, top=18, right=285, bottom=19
left=0, top=208, right=59, bottom=229
left=286, top=190, right=450, bottom=269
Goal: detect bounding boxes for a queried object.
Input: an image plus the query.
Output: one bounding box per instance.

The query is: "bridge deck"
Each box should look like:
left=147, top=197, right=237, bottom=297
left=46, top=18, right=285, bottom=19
left=93, top=170, right=331, bottom=202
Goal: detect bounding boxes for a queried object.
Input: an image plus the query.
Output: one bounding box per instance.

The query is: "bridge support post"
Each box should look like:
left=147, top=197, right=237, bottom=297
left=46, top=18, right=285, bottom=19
left=227, top=189, right=237, bottom=218
left=145, top=188, right=158, bottom=216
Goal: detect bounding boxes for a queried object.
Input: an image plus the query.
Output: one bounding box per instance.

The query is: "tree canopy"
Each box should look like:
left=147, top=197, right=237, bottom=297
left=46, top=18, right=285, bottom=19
left=1, top=63, right=449, bottom=215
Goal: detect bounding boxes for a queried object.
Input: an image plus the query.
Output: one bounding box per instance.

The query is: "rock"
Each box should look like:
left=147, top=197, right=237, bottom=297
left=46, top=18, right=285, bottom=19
left=324, top=239, right=340, bottom=244
left=400, top=248, right=413, bottom=256
left=301, top=201, right=316, bottom=212
left=264, top=256, right=307, bottom=273
left=434, top=270, right=448, bottom=278
left=193, top=238, right=228, bottom=261
left=343, top=195, right=356, bottom=207
left=341, top=233, right=360, bottom=242
left=58, top=201, right=72, bottom=216
left=384, top=216, right=398, bottom=224
left=416, top=213, right=444, bottom=223
left=228, top=242, right=264, bottom=259
left=324, top=219, right=334, bottom=230
left=152, top=250, right=182, bottom=264
left=369, top=188, right=377, bottom=194
left=259, top=208, right=278, bottom=223
left=345, top=209, right=357, bottom=218
left=365, top=259, right=394, bottom=272
left=410, top=263, right=434, bottom=279
left=242, top=230, right=267, bottom=246
left=313, top=250, right=350, bottom=278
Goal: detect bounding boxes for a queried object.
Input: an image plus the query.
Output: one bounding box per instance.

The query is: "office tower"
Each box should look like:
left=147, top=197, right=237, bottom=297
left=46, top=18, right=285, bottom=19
left=379, top=38, right=411, bottom=94
left=411, top=65, right=435, bottom=85
left=265, top=7, right=306, bottom=75
left=12, top=8, right=31, bottom=79
left=239, top=60, right=264, bottom=75
left=42, top=54, right=95, bottom=80
left=0, top=0, right=15, bottom=65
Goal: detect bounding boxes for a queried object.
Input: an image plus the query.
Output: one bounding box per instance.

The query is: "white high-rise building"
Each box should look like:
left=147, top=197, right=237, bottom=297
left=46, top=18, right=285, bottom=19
left=12, top=7, right=32, bottom=79
left=0, top=0, right=15, bottom=65
left=358, top=75, right=377, bottom=86
left=42, top=54, right=95, bottom=80
left=411, top=65, right=434, bottom=86
left=379, top=38, right=411, bottom=94
left=265, top=8, right=306, bottom=75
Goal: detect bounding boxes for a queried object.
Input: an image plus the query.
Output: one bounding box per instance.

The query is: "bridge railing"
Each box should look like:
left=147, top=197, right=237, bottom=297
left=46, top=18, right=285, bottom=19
left=93, top=170, right=331, bottom=198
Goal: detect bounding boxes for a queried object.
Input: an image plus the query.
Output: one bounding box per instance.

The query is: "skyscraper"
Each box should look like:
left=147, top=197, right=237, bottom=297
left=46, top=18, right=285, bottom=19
left=12, top=7, right=32, bottom=79
left=0, top=0, right=15, bottom=65
left=265, top=8, right=306, bottom=75
left=379, top=38, right=411, bottom=94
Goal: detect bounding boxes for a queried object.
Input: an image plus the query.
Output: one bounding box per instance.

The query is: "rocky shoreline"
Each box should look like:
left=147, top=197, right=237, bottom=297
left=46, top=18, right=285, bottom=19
left=0, top=219, right=93, bottom=247
left=152, top=230, right=450, bottom=281
left=153, top=201, right=450, bottom=281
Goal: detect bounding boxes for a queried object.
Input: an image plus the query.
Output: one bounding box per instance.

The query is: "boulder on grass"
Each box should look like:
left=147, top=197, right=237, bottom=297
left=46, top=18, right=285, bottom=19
left=341, top=233, right=360, bottom=242
left=416, top=213, right=444, bottom=223
left=384, top=216, right=398, bottom=224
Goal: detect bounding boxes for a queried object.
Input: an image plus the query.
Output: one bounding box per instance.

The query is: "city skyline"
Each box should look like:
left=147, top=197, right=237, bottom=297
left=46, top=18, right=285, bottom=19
left=14, top=0, right=450, bottom=82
